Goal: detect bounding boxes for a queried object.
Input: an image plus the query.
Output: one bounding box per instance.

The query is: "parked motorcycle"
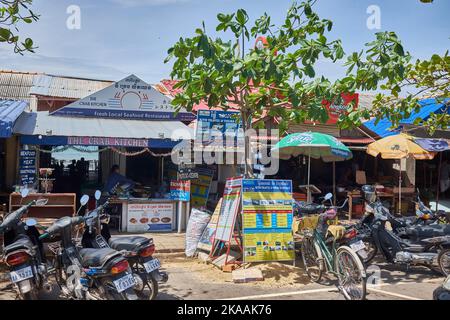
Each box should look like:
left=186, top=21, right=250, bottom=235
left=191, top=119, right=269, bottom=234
left=0, top=189, right=51, bottom=299
left=80, top=190, right=168, bottom=300
left=433, top=275, right=450, bottom=300
left=40, top=195, right=139, bottom=300
left=361, top=185, right=450, bottom=275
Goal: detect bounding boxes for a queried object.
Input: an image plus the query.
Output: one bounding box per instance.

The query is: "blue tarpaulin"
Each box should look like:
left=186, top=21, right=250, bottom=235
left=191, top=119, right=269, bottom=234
left=362, top=98, right=449, bottom=138
left=414, top=138, right=449, bottom=152
left=0, top=99, right=27, bottom=138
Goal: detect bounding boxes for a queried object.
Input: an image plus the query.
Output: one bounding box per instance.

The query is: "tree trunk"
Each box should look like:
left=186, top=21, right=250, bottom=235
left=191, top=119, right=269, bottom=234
left=241, top=110, right=254, bottom=178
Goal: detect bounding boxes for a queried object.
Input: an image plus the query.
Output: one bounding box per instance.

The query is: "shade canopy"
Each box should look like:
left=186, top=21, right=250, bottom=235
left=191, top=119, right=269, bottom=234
left=0, top=99, right=27, bottom=138
left=272, top=132, right=353, bottom=162
left=366, top=133, right=436, bottom=160
left=13, top=111, right=194, bottom=143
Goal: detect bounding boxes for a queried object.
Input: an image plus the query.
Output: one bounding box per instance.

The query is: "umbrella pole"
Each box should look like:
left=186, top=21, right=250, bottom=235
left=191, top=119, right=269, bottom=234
left=333, top=161, right=336, bottom=206
left=436, top=152, right=443, bottom=210
left=307, top=154, right=311, bottom=203
left=398, top=159, right=402, bottom=215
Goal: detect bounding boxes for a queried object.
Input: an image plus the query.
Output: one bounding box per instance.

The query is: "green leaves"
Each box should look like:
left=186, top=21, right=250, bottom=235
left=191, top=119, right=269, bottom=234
left=0, top=0, right=39, bottom=54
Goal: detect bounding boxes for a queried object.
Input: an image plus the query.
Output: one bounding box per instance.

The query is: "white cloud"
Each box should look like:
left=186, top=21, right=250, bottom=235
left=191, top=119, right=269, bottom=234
left=109, top=0, right=189, bottom=7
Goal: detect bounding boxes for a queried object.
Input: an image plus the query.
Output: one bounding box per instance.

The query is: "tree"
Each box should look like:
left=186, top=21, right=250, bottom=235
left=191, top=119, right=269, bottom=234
left=339, top=35, right=449, bottom=134
left=165, top=0, right=346, bottom=176
left=0, top=0, right=39, bottom=54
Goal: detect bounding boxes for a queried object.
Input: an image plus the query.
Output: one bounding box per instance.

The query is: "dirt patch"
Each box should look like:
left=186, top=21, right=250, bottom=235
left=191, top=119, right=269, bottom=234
left=160, top=255, right=314, bottom=288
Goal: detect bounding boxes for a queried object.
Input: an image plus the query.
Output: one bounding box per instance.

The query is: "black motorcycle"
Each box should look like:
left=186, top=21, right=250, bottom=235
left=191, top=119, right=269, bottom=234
left=433, top=275, right=450, bottom=300
left=40, top=196, right=139, bottom=300
left=0, top=191, right=50, bottom=299
left=361, top=185, right=450, bottom=275
left=80, top=190, right=168, bottom=300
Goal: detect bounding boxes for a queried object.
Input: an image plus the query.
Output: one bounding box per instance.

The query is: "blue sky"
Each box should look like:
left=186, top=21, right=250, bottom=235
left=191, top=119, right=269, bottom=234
left=0, top=0, right=448, bottom=83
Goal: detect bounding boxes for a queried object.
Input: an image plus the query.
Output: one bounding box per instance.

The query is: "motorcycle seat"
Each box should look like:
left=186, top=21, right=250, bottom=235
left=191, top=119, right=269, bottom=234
left=406, top=225, right=450, bottom=240
left=78, top=248, right=122, bottom=268
left=4, top=235, right=34, bottom=254
left=108, top=236, right=152, bottom=253
left=297, top=203, right=325, bottom=215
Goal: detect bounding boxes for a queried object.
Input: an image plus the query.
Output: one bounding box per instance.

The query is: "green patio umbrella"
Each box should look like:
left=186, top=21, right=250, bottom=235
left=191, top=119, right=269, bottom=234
left=272, top=132, right=353, bottom=202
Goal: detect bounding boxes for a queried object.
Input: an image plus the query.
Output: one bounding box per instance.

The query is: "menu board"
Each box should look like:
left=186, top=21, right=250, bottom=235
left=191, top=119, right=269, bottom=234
left=242, top=179, right=295, bottom=262
left=127, top=202, right=175, bottom=232
left=190, top=167, right=214, bottom=208
left=197, top=198, right=223, bottom=252
left=18, top=149, right=37, bottom=186
left=215, top=177, right=242, bottom=242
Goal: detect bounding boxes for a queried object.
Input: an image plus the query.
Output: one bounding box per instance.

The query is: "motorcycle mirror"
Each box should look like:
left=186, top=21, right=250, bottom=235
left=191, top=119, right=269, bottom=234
left=35, top=198, right=48, bottom=206
left=25, top=218, right=37, bottom=227
left=21, top=188, right=30, bottom=198
left=80, top=195, right=90, bottom=206
left=94, top=190, right=101, bottom=201
left=324, top=193, right=333, bottom=201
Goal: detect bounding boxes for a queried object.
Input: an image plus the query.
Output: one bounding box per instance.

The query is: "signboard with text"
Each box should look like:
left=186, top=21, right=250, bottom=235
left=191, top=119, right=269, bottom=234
left=127, top=202, right=175, bottom=232
left=242, top=179, right=294, bottom=262
left=170, top=180, right=191, bottom=202
left=190, top=168, right=215, bottom=208
left=214, top=177, right=242, bottom=242
left=52, top=74, right=195, bottom=121
left=18, top=149, right=37, bottom=186
left=195, top=110, right=244, bottom=150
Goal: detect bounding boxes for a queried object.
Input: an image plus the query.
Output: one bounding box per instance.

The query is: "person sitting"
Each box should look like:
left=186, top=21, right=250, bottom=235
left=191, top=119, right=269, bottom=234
left=104, top=165, right=135, bottom=194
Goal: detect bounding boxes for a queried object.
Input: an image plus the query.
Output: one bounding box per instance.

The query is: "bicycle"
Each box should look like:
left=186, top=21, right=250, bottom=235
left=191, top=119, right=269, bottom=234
left=300, top=194, right=367, bottom=300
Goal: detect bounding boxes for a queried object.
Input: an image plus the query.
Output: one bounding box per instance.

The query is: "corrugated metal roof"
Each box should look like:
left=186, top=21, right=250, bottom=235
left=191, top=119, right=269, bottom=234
left=30, top=74, right=113, bottom=99
left=362, top=98, right=450, bottom=138
left=0, top=70, right=39, bottom=110
left=13, top=111, right=194, bottom=140
left=0, top=99, right=28, bottom=137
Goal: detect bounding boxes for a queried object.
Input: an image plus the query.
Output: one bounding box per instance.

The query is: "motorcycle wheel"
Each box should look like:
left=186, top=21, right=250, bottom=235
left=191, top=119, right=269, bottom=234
left=335, top=246, right=367, bottom=300
left=437, top=248, right=450, bottom=276
left=21, top=289, right=38, bottom=300
left=300, top=236, right=323, bottom=283
left=136, top=277, right=158, bottom=300
left=363, top=240, right=378, bottom=265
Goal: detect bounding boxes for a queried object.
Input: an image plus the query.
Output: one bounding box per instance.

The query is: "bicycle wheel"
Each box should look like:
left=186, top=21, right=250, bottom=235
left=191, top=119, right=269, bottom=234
left=335, top=246, right=367, bottom=300
left=438, top=248, right=450, bottom=276
left=300, top=236, right=323, bottom=283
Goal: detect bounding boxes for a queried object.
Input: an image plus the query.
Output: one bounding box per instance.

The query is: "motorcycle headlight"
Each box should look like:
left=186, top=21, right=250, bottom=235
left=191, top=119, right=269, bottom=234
left=443, top=276, right=450, bottom=291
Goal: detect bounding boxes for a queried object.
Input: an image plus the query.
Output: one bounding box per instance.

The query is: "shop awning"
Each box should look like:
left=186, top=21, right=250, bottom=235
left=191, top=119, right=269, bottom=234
left=13, top=111, right=193, bottom=148
left=0, top=99, right=28, bottom=138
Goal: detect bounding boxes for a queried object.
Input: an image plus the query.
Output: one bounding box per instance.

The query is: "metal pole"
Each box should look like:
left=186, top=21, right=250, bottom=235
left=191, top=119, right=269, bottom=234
left=333, top=161, right=336, bottom=206
left=399, top=159, right=402, bottom=214
left=436, top=152, right=443, bottom=210
left=307, top=153, right=311, bottom=203
left=177, top=200, right=183, bottom=233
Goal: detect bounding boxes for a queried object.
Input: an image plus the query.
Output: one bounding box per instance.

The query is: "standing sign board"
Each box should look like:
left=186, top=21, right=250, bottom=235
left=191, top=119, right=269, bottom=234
left=170, top=180, right=191, bottom=202
left=51, top=74, right=195, bottom=122
left=18, top=149, right=37, bottom=186
left=214, top=177, right=243, bottom=242
left=197, top=198, right=223, bottom=252
left=242, top=179, right=295, bottom=262
left=195, top=110, right=244, bottom=150
left=190, top=168, right=214, bottom=208
left=127, top=202, right=175, bottom=232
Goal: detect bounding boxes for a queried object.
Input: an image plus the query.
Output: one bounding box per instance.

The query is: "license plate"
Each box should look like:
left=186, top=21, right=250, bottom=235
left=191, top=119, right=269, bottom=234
left=350, top=240, right=366, bottom=252
left=113, top=273, right=136, bottom=293
left=143, top=259, right=161, bottom=273
left=10, top=266, right=33, bottom=283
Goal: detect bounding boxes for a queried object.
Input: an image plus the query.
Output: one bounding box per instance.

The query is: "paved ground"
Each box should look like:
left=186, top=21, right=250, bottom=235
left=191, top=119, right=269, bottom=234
left=1, top=254, right=443, bottom=300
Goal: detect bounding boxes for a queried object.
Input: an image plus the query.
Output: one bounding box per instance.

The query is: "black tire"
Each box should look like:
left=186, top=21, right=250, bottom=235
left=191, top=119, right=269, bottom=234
left=437, top=248, right=450, bottom=276
left=335, top=246, right=367, bottom=300
left=363, top=239, right=378, bottom=264
left=300, top=236, right=323, bottom=283
left=136, top=277, right=158, bottom=300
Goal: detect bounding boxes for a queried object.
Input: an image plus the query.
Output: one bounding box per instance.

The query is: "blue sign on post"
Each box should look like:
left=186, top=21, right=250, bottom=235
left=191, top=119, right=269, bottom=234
left=170, top=180, right=191, bottom=202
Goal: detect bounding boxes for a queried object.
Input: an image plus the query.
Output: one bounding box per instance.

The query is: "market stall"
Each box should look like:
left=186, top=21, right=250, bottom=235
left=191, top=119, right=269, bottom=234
left=12, top=75, right=195, bottom=232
